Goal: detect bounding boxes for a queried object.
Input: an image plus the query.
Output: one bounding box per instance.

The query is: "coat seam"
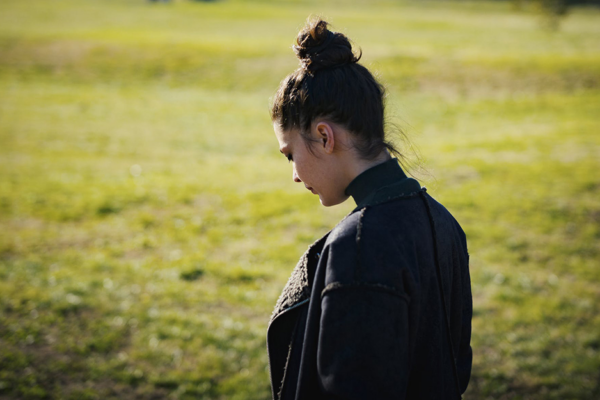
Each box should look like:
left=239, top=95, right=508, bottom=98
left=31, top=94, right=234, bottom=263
left=353, top=207, right=368, bottom=283
left=320, top=281, right=411, bottom=304
left=419, top=190, right=463, bottom=398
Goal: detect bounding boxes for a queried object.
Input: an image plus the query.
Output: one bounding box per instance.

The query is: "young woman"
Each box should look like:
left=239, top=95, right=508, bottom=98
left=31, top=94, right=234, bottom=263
left=267, top=18, right=472, bottom=400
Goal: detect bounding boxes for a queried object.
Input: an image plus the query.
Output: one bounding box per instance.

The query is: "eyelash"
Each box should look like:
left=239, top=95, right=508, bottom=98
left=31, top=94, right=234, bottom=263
left=286, top=154, right=293, bottom=163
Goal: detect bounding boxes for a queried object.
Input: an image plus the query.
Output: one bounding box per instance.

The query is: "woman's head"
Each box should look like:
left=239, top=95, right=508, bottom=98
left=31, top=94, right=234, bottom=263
left=271, top=18, right=398, bottom=206
left=271, top=18, right=394, bottom=160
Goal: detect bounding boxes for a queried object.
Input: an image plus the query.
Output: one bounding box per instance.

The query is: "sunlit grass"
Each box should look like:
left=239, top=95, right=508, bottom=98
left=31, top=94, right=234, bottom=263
left=0, top=0, right=599, bottom=399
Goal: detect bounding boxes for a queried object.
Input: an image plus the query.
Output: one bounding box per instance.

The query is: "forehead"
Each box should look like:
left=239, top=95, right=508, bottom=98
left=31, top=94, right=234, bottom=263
left=273, top=123, right=298, bottom=149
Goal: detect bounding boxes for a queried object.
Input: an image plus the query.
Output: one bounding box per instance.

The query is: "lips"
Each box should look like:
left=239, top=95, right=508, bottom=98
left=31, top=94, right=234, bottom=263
left=306, top=186, right=316, bottom=194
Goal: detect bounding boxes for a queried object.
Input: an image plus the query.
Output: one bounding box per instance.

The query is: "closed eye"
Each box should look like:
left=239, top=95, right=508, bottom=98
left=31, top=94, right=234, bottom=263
left=280, top=149, right=293, bottom=163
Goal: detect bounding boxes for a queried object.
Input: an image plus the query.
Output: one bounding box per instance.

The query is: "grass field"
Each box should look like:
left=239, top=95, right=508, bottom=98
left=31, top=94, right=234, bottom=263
left=0, top=0, right=599, bottom=399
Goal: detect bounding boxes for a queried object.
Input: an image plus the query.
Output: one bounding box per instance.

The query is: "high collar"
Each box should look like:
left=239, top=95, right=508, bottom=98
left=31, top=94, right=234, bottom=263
left=345, top=158, right=420, bottom=209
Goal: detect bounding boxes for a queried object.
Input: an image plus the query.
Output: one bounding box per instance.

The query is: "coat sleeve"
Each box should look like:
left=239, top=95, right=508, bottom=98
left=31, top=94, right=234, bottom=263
left=316, top=283, right=411, bottom=399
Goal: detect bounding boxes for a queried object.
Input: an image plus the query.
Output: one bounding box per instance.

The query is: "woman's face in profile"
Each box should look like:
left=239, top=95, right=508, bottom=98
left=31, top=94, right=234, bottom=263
left=274, top=123, right=349, bottom=207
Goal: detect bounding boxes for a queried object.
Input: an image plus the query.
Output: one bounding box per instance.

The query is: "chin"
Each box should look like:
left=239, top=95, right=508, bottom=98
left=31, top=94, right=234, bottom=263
left=318, top=194, right=349, bottom=207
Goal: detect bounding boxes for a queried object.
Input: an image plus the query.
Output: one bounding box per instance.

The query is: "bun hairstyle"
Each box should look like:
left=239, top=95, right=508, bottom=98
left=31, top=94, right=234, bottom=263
left=271, top=17, right=400, bottom=161
left=293, top=19, right=361, bottom=74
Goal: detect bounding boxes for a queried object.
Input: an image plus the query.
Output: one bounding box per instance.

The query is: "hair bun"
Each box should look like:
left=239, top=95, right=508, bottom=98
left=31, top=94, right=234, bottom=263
left=293, top=18, right=361, bottom=73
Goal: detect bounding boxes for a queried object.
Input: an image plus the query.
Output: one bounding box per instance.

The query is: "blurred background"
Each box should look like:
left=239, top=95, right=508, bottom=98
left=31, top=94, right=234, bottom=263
left=0, top=0, right=599, bottom=399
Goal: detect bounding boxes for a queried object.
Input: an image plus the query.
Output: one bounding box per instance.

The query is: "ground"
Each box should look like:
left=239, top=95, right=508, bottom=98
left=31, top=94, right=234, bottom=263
left=0, top=0, right=599, bottom=399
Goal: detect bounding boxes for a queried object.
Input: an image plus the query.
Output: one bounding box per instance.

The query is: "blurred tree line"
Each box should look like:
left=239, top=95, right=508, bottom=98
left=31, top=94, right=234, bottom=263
left=511, top=1, right=599, bottom=19
left=522, top=0, right=600, bottom=29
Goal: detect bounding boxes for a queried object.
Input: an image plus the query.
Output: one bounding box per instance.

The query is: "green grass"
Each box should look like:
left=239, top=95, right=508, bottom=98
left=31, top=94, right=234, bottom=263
left=0, top=0, right=599, bottom=399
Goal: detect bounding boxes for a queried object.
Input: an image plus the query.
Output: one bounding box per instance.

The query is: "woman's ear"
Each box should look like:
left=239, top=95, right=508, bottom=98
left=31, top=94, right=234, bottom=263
left=315, top=121, right=335, bottom=154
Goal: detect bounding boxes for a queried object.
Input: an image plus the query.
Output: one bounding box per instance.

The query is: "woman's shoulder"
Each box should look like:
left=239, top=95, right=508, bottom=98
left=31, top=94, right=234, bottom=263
left=321, top=203, right=420, bottom=289
left=325, top=193, right=465, bottom=258
left=325, top=210, right=362, bottom=246
left=326, top=195, right=422, bottom=247
left=323, top=201, right=415, bottom=265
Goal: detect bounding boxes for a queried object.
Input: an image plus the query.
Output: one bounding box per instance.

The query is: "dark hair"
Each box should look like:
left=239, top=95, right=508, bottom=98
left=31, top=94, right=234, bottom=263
left=270, top=18, right=400, bottom=160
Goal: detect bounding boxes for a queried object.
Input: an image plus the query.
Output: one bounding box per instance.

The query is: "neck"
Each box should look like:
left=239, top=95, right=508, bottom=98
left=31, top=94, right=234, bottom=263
left=345, top=150, right=392, bottom=184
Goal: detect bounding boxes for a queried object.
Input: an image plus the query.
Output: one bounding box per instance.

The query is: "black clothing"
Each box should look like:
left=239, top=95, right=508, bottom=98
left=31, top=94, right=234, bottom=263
left=345, top=157, right=421, bottom=209
left=267, top=158, right=473, bottom=400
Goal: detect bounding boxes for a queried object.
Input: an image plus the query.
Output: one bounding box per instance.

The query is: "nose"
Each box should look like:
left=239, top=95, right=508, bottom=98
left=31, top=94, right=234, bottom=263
left=293, top=167, right=301, bottom=183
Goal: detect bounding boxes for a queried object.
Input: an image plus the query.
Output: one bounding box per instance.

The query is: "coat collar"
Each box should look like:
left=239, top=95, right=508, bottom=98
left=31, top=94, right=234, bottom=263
left=345, top=157, right=421, bottom=210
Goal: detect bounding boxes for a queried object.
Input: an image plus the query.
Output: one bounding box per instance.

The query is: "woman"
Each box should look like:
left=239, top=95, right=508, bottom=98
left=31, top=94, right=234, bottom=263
left=267, top=18, right=472, bottom=400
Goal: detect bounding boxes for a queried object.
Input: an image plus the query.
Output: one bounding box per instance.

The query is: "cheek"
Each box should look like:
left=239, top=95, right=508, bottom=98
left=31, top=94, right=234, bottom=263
left=292, top=153, right=313, bottom=181
left=315, top=166, right=345, bottom=200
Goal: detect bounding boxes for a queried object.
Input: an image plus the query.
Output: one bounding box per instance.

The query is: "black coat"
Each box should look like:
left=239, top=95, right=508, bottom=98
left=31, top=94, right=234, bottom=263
left=267, top=159, right=473, bottom=400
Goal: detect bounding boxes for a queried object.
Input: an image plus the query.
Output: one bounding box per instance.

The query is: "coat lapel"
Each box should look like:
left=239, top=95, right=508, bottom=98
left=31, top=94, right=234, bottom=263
left=270, top=234, right=329, bottom=324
